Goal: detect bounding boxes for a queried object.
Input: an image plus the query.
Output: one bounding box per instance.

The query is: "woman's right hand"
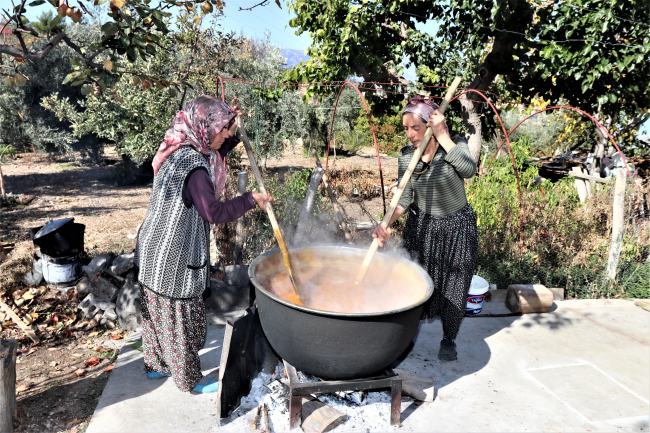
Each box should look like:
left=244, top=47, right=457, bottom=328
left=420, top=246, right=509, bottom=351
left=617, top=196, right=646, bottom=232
left=372, top=224, right=392, bottom=247
left=252, top=192, right=275, bottom=212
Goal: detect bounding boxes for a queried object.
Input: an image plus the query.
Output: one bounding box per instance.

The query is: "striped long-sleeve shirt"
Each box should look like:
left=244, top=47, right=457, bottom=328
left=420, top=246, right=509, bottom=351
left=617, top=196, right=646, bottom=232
left=397, top=136, right=476, bottom=217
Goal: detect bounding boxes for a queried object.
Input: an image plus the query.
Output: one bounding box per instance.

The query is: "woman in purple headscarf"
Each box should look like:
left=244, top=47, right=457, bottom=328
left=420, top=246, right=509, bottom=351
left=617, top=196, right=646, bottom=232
left=135, top=95, right=274, bottom=393
left=372, top=96, right=478, bottom=362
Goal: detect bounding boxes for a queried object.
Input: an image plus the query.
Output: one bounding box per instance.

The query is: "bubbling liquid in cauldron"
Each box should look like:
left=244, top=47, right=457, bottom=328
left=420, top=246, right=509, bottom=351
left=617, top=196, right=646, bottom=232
left=267, top=265, right=425, bottom=314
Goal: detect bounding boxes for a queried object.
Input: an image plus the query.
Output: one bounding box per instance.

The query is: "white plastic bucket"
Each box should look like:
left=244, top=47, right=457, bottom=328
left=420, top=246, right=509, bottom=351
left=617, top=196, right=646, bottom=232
left=465, top=275, right=489, bottom=315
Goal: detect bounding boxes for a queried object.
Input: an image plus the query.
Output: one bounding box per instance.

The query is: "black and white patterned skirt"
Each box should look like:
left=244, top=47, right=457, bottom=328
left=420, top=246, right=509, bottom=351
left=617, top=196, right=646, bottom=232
left=403, top=203, right=478, bottom=339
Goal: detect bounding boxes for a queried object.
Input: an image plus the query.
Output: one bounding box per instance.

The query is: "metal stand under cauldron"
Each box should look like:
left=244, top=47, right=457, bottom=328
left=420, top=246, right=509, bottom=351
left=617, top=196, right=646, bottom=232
left=283, top=360, right=402, bottom=429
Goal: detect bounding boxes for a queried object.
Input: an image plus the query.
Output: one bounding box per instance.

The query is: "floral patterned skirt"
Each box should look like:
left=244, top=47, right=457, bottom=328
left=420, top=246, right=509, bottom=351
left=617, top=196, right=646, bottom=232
left=403, top=203, right=478, bottom=341
left=140, top=286, right=207, bottom=391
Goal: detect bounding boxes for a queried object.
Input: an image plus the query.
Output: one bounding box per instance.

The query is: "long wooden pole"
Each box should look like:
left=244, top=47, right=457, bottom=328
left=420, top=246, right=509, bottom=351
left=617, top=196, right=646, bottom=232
left=356, top=77, right=463, bottom=283
left=236, top=118, right=303, bottom=305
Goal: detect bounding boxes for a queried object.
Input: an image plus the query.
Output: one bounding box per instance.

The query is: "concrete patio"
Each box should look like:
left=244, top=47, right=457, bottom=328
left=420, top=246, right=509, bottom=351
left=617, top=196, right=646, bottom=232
left=86, top=298, right=649, bottom=432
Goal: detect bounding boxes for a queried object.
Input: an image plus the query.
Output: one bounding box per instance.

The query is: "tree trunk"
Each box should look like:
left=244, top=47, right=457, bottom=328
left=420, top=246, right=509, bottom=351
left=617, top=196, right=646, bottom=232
left=458, top=39, right=512, bottom=164
left=493, top=128, right=508, bottom=161
left=119, top=154, right=136, bottom=185
left=591, top=109, right=612, bottom=177
left=460, top=97, right=483, bottom=163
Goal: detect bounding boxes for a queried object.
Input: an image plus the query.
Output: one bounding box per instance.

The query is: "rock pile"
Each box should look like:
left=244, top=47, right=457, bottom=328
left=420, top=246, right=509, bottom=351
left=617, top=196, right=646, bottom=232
left=76, top=252, right=141, bottom=331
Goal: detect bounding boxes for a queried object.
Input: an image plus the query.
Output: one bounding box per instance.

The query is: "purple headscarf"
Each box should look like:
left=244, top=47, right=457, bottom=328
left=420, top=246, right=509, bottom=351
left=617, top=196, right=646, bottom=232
left=403, top=95, right=449, bottom=136
left=152, top=95, right=236, bottom=200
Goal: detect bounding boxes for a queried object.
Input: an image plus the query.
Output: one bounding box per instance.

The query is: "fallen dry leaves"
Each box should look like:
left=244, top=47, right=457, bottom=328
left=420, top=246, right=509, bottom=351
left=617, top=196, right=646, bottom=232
left=103, top=365, right=114, bottom=372
left=73, top=368, right=86, bottom=376
left=84, top=357, right=101, bottom=368
left=16, top=384, right=30, bottom=392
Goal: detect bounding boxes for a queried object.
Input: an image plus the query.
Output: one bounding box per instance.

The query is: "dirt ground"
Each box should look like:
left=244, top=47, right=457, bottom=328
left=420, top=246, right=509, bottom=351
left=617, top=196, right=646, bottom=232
left=0, top=143, right=396, bottom=432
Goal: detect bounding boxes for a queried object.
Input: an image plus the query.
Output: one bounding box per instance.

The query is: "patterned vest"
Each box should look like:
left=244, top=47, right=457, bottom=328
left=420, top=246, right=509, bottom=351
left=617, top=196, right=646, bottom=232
left=136, top=147, right=213, bottom=298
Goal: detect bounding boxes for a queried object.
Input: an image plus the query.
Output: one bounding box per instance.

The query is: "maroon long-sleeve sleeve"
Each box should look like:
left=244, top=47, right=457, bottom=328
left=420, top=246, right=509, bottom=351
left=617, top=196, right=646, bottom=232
left=183, top=168, right=256, bottom=224
left=218, top=136, right=240, bottom=159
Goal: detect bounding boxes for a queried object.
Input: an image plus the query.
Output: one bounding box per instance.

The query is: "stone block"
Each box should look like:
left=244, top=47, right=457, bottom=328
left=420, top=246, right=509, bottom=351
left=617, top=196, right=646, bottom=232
left=76, top=276, right=92, bottom=300
left=110, top=252, right=135, bottom=276
left=97, top=301, right=116, bottom=312
left=103, top=307, right=117, bottom=321
left=224, top=265, right=249, bottom=287
left=78, top=293, right=101, bottom=317
left=84, top=253, right=114, bottom=279
left=548, top=288, right=565, bottom=301
left=91, top=278, right=118, bottom=304
left=204, top=278, right=250, bottom=313
left=116, top=281, right=141, bottom=331
left=124, top=268, right=138, bottom=283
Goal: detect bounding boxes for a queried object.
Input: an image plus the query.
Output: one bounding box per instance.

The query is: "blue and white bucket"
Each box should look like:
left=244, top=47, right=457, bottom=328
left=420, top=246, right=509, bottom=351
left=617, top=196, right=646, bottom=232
left=465, top=275, right=489, bottom=316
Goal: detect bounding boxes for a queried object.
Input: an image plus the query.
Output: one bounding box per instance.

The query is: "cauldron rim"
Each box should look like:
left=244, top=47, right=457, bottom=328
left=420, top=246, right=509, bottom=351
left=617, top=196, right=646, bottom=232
left=248, top=243, right=433, bottom=318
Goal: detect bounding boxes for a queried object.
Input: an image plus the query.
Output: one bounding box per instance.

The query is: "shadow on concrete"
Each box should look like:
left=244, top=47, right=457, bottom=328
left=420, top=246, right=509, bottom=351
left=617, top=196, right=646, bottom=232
left=86, top=326, right=224, bottom=433
left=395, top=303, right=576, bottom=423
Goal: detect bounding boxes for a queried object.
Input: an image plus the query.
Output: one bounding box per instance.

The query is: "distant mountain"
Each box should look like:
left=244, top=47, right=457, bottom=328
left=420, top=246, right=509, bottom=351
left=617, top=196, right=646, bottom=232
left=281, top=48, right=310, bottom=67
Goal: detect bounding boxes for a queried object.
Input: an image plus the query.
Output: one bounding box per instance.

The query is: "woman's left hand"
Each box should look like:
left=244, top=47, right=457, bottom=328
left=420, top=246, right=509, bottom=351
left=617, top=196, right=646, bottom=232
left=229, top=98, right=242, bottom=135
left=426, top=110, right=447, bottom=139
left=230, top=97, right=242, bottom=117
left=252, top=192, right=276, bottom=211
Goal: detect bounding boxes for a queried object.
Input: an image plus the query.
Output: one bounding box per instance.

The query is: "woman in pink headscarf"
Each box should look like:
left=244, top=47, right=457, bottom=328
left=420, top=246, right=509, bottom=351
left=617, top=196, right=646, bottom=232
left=135, top=95, right=274, bottom=393
left=372, top=96, right=478, bottom=362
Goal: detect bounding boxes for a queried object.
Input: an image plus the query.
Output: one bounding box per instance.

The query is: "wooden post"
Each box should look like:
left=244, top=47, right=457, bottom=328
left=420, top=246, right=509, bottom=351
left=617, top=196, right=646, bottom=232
left=294, top=168, right=325, bottom=245
left=312, top=150, right=353, bottom=243
left=234, top=171, right=248, bottom=265
left=0, top=165, right=7, bottom=203
left=1, top=339, right=17, bottom=433
left=606, top=168, right=627, bottom=280
left=572, top=166, right=588, bottom=203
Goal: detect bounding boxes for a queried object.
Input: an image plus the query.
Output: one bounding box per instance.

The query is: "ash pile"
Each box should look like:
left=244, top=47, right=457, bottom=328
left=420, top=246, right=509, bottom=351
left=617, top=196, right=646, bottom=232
left=221, top=363, right=420, bottom=433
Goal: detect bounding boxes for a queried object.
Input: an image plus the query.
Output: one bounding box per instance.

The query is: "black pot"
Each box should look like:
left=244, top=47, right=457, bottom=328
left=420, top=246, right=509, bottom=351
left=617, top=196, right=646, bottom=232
left=33, top=218, right=85, bottom=257
left=249, top=243, right=433, bottom=380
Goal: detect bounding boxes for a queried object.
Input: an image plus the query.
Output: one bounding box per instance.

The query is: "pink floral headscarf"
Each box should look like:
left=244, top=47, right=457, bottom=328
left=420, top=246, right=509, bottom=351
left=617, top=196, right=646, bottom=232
left=152, top=96, right=236, bottom=200
left=403, top=95, right=449, bottom=136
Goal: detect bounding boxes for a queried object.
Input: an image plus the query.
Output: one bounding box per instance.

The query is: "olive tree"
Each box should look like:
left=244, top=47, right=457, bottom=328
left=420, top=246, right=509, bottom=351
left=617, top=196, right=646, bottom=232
left=284, top=0, right=650, bottom=168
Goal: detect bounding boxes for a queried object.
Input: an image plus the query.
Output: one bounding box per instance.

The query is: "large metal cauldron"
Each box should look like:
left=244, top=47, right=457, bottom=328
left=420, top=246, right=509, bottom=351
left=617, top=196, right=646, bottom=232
left=249, top=243, right=433, bottom=380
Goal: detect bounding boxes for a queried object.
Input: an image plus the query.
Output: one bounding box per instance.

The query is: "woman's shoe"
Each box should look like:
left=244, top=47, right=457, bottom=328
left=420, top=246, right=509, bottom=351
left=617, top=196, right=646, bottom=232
left=146, top=372, right=172, bottom=380
left=193, top=378, right=219, bottom=394
left=438, top=339, right=457, bottom=361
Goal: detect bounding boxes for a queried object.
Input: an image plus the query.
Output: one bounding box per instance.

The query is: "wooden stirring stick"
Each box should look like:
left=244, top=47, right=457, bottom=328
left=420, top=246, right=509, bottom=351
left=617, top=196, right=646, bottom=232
left=236, top=118, right=304, bottom=306
left=356, top=76, right=463, bottom=283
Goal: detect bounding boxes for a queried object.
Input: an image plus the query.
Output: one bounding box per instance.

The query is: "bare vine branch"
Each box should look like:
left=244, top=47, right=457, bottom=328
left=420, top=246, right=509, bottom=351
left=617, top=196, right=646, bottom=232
left=239, top=0, right=282, bottom=11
